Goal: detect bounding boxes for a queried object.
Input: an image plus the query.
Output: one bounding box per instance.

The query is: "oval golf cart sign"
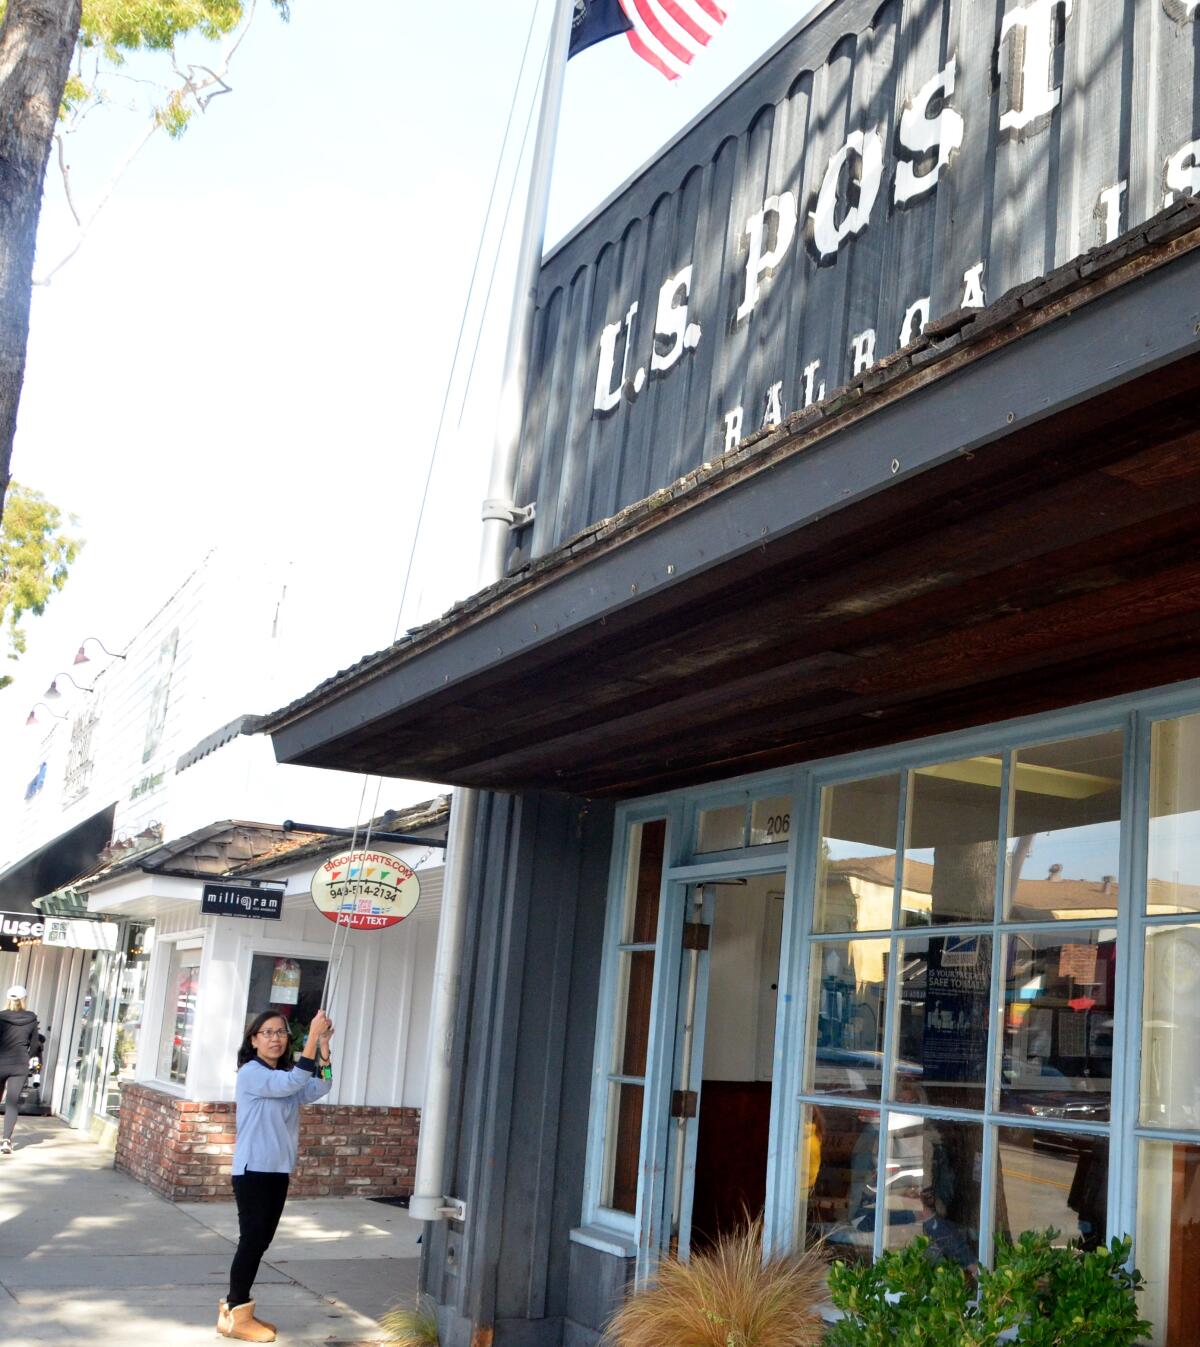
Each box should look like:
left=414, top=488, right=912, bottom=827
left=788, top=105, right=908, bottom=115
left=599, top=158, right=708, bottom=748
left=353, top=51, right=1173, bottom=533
left=310, top=849, right=420, bottom=930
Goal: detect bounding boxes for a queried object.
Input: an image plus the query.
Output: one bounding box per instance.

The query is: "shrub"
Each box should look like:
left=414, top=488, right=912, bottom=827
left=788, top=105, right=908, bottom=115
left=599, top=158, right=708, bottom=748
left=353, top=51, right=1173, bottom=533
left=605, top=1218, right=826, bottom=1347
left=827, top=1229, right=1152, bottom=1347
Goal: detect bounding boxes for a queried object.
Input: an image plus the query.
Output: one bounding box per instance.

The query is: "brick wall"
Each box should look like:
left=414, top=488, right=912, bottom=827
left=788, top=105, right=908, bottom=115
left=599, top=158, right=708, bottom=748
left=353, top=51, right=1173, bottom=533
left=116, top=1082, right=419, bottom=1202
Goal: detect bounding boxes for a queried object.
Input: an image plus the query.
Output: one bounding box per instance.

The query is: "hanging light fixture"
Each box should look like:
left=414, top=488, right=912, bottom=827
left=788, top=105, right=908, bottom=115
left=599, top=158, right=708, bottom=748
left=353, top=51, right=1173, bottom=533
left=74, top=637, right=126, bottom=666
left=26, top=703, right=67, bottom=726
left=44, top=671, right=93, bottom=699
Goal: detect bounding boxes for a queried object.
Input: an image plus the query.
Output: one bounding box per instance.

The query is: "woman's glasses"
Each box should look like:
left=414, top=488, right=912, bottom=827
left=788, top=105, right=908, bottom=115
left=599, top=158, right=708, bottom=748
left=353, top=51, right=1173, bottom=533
left=257, top=1028, right=289, bottom=1039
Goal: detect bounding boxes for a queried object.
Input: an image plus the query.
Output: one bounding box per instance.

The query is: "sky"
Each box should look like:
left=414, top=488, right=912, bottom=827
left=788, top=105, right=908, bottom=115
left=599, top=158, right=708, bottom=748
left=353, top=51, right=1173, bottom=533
left=0, top=0, right=820, bottom=781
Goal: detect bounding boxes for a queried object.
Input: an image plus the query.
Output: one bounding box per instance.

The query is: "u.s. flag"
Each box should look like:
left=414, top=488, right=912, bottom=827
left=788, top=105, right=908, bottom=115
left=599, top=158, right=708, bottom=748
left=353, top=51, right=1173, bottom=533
left=568, top=0, right=729, bottom=81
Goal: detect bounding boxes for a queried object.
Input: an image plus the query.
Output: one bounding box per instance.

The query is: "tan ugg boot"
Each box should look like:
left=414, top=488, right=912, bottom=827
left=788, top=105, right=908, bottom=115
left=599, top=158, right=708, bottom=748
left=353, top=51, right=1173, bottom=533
left=223, top=1301, right=276, bottom=1342
left=218, top=1297, right=276, bottom=1338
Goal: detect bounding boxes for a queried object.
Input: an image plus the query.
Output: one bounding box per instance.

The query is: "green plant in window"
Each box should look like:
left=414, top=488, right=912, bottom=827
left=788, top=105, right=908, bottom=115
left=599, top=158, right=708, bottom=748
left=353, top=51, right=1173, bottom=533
left=827, top=1231, right=1152, bottom=1347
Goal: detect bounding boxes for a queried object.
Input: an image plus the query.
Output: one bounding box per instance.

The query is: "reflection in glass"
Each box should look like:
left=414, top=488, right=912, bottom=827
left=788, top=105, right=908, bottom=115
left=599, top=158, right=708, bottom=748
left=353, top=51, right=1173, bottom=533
left=1141, top=925, right=1200, bottom=1128
left=698, top=804, right=745, bottom=853
left=749, top=795, right=792, bottom=847
left=157, top=944, right=200, bottom=1086
left=620, top=820, right=664, bottom=943
left=895, top=935, right=991, bottom=1110
left=1000, top=930, right=1114, bottom=1122
left=815, top=775, right=901, bottom=932
left=1149, top=716, right=1200, bottom=915
left=804, top=940, right=888, bottom=1098
left=795, top=1104, right=879, bottom=1262
left=994, top=1127, right=1108, bottom=1251
left=1137, top=1140, right=1200, bottom=1347
left=883, top=1116, right=982, bottom=1269
left=905, top=758, right=1002, bottom=926
left=102, top=922, right=153, bottom=1119
left=1006, top=732, right=1123, bottom=920
left=603, top=1081, right=644, bottom=1214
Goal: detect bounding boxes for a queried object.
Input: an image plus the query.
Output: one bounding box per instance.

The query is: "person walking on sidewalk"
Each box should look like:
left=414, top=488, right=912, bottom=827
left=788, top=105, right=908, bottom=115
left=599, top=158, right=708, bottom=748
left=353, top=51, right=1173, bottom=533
left=0, top=985, right=38, bottom=1155
left=218, top=1008, right=335, bottom=1343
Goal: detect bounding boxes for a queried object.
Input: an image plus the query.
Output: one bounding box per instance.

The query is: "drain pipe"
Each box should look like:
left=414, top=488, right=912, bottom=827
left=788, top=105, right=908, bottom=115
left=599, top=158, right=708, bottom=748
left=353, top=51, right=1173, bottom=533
left=408, top=0, right=574, bottom=1224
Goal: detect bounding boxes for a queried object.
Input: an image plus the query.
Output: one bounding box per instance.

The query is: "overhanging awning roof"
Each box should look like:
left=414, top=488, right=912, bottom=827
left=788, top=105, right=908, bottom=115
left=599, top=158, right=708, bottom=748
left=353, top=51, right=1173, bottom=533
left=261, top=204, right=1200, bottom=798
left=0, top=804, right=117, bottom=915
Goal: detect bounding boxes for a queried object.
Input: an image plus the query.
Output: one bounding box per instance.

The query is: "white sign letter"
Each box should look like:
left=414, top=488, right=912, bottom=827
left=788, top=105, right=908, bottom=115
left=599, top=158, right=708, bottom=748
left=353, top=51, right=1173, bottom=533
left=1165, top=141, right=1200, bottom=207
left=1096, top=181, right=1126, bottom=243
left=998, top=0, right=1073, bottom=134
left=900, top=297, right=930, bottom=347
left=802, top=359, right=826, bottom=408
left=811, top=129, right=885, bottom=262
left=724, top=407, right=744, bottom=453
left=962, top=262, right=986, bottom=309
left=762, top=381, right=784, bottom=429
left=895, top=60, right=965, bottom=205
left=851, top=329, right=877, bottom=376
left=651, top=267, right=702, bottom=374
left=593, top=301, right=640, bottom=413
left=737, top=193, right=798, bottom=322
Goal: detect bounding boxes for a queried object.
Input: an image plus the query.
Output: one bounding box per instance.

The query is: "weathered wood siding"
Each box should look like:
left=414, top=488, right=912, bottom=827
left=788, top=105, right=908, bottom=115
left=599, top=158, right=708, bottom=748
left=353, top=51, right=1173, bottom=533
left=514, top=0, right=1200, bottom=562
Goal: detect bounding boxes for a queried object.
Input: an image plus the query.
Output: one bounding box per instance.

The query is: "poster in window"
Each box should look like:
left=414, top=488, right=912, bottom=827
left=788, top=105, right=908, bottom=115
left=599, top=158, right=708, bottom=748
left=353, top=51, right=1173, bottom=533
left=270, top=957, right=301, bottom=1005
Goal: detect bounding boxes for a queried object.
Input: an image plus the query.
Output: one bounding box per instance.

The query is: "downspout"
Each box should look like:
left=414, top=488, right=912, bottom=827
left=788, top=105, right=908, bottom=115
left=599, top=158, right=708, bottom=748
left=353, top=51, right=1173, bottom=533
left=407, top=0, right=575, bottom=1225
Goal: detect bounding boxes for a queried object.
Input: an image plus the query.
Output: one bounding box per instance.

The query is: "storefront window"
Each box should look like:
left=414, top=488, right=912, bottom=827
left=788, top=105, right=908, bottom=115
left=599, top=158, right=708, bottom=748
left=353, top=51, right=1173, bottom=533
left=157, top=942, right=201, bottom=1085
left=1137, top=1140, right=1200, bottom=1346
left=102, top=922, right=153, bottom=1119
left=995, top=1126, right=1108, bottom=1250
left=905, top=757, right=1003, bottom=927
left=1006, top=733, right=1123, bottom=920
left=796, top=1102, right=877, bottom=1261
left=602, top=819, right=665, bottom=1214
left=882, top=1116, right=983, bottom=1270
left=1142, top=925, right=1200, bottom=1128
left=246, top=954, right=329, bottom=1058
left=896, top=934, right=991, bottom=1110
left=803, top=938, right=888, bottom=1098
left=1001, top=929, right=1114, bottom=1123
left=815, top=773, right=901, bottom=932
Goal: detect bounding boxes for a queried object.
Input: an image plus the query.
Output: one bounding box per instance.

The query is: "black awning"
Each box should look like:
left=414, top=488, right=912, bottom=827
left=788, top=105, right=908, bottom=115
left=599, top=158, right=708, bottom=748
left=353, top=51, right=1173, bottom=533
left=0, top=804, right=117, bottom=915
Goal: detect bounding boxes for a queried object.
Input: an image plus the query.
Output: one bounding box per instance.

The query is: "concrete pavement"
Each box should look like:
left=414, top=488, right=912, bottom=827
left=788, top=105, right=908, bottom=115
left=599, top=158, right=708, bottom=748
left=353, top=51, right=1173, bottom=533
left=0, top=1118, right=421, bottom=1346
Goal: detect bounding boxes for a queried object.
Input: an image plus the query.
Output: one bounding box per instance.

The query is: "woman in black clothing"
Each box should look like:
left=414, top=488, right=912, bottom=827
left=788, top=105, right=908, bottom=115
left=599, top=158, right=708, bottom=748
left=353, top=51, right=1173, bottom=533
left=0, top=984, right=39, bottom=1155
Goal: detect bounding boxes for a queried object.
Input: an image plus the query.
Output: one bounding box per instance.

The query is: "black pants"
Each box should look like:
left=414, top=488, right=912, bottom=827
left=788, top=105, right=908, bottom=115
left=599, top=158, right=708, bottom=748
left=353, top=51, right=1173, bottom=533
left=0, top=1073, right=26, bottom=1141
left=228, top=1170, right=290, bottom=1306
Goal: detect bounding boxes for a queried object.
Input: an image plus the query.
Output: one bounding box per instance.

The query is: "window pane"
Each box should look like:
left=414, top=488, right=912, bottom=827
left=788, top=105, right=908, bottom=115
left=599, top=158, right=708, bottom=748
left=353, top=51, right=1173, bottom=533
left=994, top=1127, right=1108, bottom=1251
left=620, top=819, right=665, bottom=944
left=905, top=758, right=1002, bottom=926
left=246, top=954, right=329, bottom=1056
left=749, top=795, right=792, bottom=847
left=804, top=938, right=888, bottom=1098
left=157, top=944, right=201, bottom=1085
left=697, top=804, right=744, bottom=853
left=896, top=935, right=991, bottom=1109
left=1149, top=716, right=1200, bottom=915
left=815, top=774, right=901, bottom=933
left=1000, top=929, right=1114, bottom=1123
left=611, top=951, right=655, bottom=1077
left=1006, top=732, right=1123, bottom=919
left=1137, top=1140, right=1200, bottom=1347
left=103, top=922, right=153, bottom=1119
left=602, top=1081, right=644, bottom=1214
left=883, top=1117, right=983, bottom=1270
left=796, top=1103, right=877, bottom=1262
left=1141, top=924, right=1200, bottom=1128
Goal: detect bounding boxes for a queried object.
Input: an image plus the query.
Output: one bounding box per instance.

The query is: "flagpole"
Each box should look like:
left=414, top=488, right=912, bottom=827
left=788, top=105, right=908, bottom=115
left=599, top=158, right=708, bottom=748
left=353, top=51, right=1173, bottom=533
left=479, top=0, right=576, bottom=581
left=408, top=0, right=576, bottom=1227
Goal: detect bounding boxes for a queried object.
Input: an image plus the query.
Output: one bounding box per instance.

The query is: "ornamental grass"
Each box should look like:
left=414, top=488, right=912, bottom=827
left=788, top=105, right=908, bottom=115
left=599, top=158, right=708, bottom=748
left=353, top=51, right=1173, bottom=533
left=605, top=1218, right=827, bottom=1347
left=380, top=1295, right=440, bottom=1347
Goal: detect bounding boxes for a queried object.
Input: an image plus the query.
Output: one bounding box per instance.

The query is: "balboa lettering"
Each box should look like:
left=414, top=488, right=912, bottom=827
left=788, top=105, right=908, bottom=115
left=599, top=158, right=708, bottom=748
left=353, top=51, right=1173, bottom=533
left=590, top=0, right=1200, bottom=441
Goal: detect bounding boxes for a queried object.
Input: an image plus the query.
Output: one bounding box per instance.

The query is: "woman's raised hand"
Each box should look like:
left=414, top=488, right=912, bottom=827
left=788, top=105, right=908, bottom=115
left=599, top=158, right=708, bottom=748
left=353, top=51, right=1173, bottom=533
left=310, top=1009, right=332, bottom=1039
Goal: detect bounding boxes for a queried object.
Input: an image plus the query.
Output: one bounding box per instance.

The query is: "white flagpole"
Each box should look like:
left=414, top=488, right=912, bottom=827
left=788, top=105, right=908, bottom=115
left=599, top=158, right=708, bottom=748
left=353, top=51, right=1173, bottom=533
left=409, top=0, right=577, bottom=1226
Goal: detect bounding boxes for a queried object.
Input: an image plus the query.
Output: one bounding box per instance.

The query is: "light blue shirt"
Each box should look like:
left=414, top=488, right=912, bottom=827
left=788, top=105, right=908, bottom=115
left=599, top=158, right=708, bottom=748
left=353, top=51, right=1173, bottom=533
left=232, top=1057, right=332, bottom=1176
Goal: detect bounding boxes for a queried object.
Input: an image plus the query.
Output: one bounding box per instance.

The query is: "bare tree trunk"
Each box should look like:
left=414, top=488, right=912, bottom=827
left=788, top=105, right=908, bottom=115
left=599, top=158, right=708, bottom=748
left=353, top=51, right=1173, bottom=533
left=0, top=0, right=81, bottom=523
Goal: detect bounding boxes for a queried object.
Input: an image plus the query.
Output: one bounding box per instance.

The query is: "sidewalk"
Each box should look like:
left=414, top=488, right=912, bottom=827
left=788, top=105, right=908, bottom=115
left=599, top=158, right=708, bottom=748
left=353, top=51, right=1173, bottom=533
left=0, top=1118, right=420, bottom=1346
